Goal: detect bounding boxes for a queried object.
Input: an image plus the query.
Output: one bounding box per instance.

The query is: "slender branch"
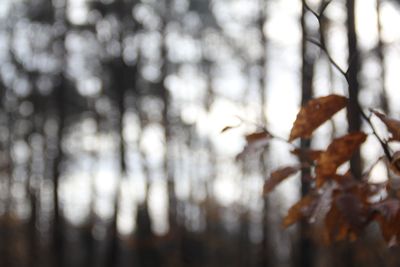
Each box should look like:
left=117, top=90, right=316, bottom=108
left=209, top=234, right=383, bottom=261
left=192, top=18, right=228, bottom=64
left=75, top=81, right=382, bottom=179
left=228, top=115, right=297, bottom=148
left=304, top=3, right=319, bottom=19
left=361, top=156, right=385, bottom=181
left=319, top=0, right=332, bottom=14
left=305, top=3, right=393, bottom=162
left=307, top=38, right=347, bottom=77
left=345, top=52, right=360, bottom=81
left=363, top=110, right=393, bottom=160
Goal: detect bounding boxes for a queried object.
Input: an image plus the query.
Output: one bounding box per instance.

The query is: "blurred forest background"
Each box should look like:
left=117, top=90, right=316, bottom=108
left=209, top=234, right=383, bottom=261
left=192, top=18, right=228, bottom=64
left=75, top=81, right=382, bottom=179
left=2, top=0, right=400, bottom=266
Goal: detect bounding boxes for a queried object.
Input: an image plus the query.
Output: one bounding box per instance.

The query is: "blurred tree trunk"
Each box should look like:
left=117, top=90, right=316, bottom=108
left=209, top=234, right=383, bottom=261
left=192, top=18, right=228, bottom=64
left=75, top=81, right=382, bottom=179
left=161, top=0, right=177, bottom=233
left=346, top=0, right=362, bottom=179
left=159, top=2, right=182, bottom=266
left=106, top=59, right=126, bottom=267
left=84, top=101, right=99, bottom=267
left=161, top=42, right=180, bottom=267
left=27, top=90, right=40, bottom=267
left=0, top=90, right=14, bottom=267
left=51, top=2, right=68, bottom=266
left=340, top=1, right=361, bottom=267
left=51, top=16, right=68, bottom=267
left=257, top=1, right=273, bottom=266
left=52, top=74, right=67, bottom=267
left=298, top=1, right=315, bottom=267
left=376, top=0, right=389, bottom=113
left=105, top=0, right=139, bottom=265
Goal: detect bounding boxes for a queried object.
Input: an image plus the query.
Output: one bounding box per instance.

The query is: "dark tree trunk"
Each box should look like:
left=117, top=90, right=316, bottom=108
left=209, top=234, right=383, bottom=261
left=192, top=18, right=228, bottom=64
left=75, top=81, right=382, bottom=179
left=52, top=2, right=68, bottom=265
left=106, top=59, right=126, bottom=267
left=341, top=1, right=361, bottom=267
left=1, top=95, right=14, bottom=267
left=160, top=0, right=178, bottom=234
left=28, top=161, right=37, bottom=267
left=346, top=0, right=362, bottom=179
left=52, top=75, right=66, bottom=267
left=298, top=2, right=315, bottom=267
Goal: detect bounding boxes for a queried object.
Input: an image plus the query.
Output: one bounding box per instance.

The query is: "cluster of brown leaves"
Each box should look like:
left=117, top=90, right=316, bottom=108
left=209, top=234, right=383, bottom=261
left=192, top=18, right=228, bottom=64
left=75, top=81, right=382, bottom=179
left=232, top=94, right=400, bottom=246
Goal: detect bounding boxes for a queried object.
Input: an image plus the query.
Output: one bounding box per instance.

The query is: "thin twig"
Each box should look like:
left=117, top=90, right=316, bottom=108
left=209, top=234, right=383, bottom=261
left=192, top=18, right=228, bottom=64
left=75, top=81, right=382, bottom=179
left=307, top=38, right=347, bottom=77
left=319, top=0, right=333, bottom=15
left=360, top=110, right=393, bottom=161
left=232, top=115, right=297, bottom=148
left=345, top=52, right=360, bottom=81
left=305, top=1, right=393, bottom=162
left=304, top=3, right=319, bottom=19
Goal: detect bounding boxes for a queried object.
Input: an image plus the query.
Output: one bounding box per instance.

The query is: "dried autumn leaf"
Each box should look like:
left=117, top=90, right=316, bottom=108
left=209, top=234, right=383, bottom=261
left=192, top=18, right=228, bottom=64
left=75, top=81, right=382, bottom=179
left=315, top=132, right=367, bottom=187
left=389, top=151, right=400, bottom=176
left=289, top=94, right=348, bottom=142
left=283, top=195, right=317, bottom=228
left=371, top=199, right=400, bottom=221
left=245, top=131, right=270, bottom=143
left=236, top=131, right=270, bottom=160
left=332, top=171, right=356, bottom=189
left=291, top=148, right=323, bottom=164
left=373, top=110, right=400, bottom=142
left=263, top=166, right=300, bottom=195
left=324, top=200, right=357, bottom=243
left=335, top=193, right=366, bottom=228
left=309, top=184, right=335, bottom=224
left=374, top=209, right=400, bottom=246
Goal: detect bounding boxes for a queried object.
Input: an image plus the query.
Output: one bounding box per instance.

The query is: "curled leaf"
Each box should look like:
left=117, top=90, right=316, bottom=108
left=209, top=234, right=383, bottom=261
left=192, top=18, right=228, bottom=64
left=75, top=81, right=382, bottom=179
left=289, top=94, right=347, bottom=142
left=283, top=195, right=317, bottom=228
left=373, top=110, right=400, bottom=142
left=263, top=166, right=300, bottom=195
left=316, top=132, right=367, bottom=187
left=236, top=131, right=270, bottom=160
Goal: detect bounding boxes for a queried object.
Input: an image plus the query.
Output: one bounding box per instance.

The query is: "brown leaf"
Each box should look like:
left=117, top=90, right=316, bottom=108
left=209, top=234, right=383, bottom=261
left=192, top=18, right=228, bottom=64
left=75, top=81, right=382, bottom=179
left=291, top=148, right=323, bottom=164
left=283, top=195, right=317, bottom=228
left=372, top=199, right=400, bottom=221
left=389, top=151, right=400, bottom=176
left=309, top=184, right=335, bottom=224
left=373, top=110, right=400, bottom=142
left=333, top=171, right=356, bottom=189
left=315, top=132, right=367, bottom=187
left=236, top=131, right=270, bottom=160
left=245, top=131, right=270, bottom=143
left=324, top=200, right=357, bottom=243
left=289, top=94, right=348, bottom=142
left=374, top=208, right=400, bottom=246
left=263, top=166, right=300, bottom=195
left=335, top=193, right=367, bottom=228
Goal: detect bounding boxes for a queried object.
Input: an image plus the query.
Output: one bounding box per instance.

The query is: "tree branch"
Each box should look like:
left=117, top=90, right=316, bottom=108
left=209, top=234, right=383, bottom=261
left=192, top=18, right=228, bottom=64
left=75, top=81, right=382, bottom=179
left=305, top=1, right=393, bottom=162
